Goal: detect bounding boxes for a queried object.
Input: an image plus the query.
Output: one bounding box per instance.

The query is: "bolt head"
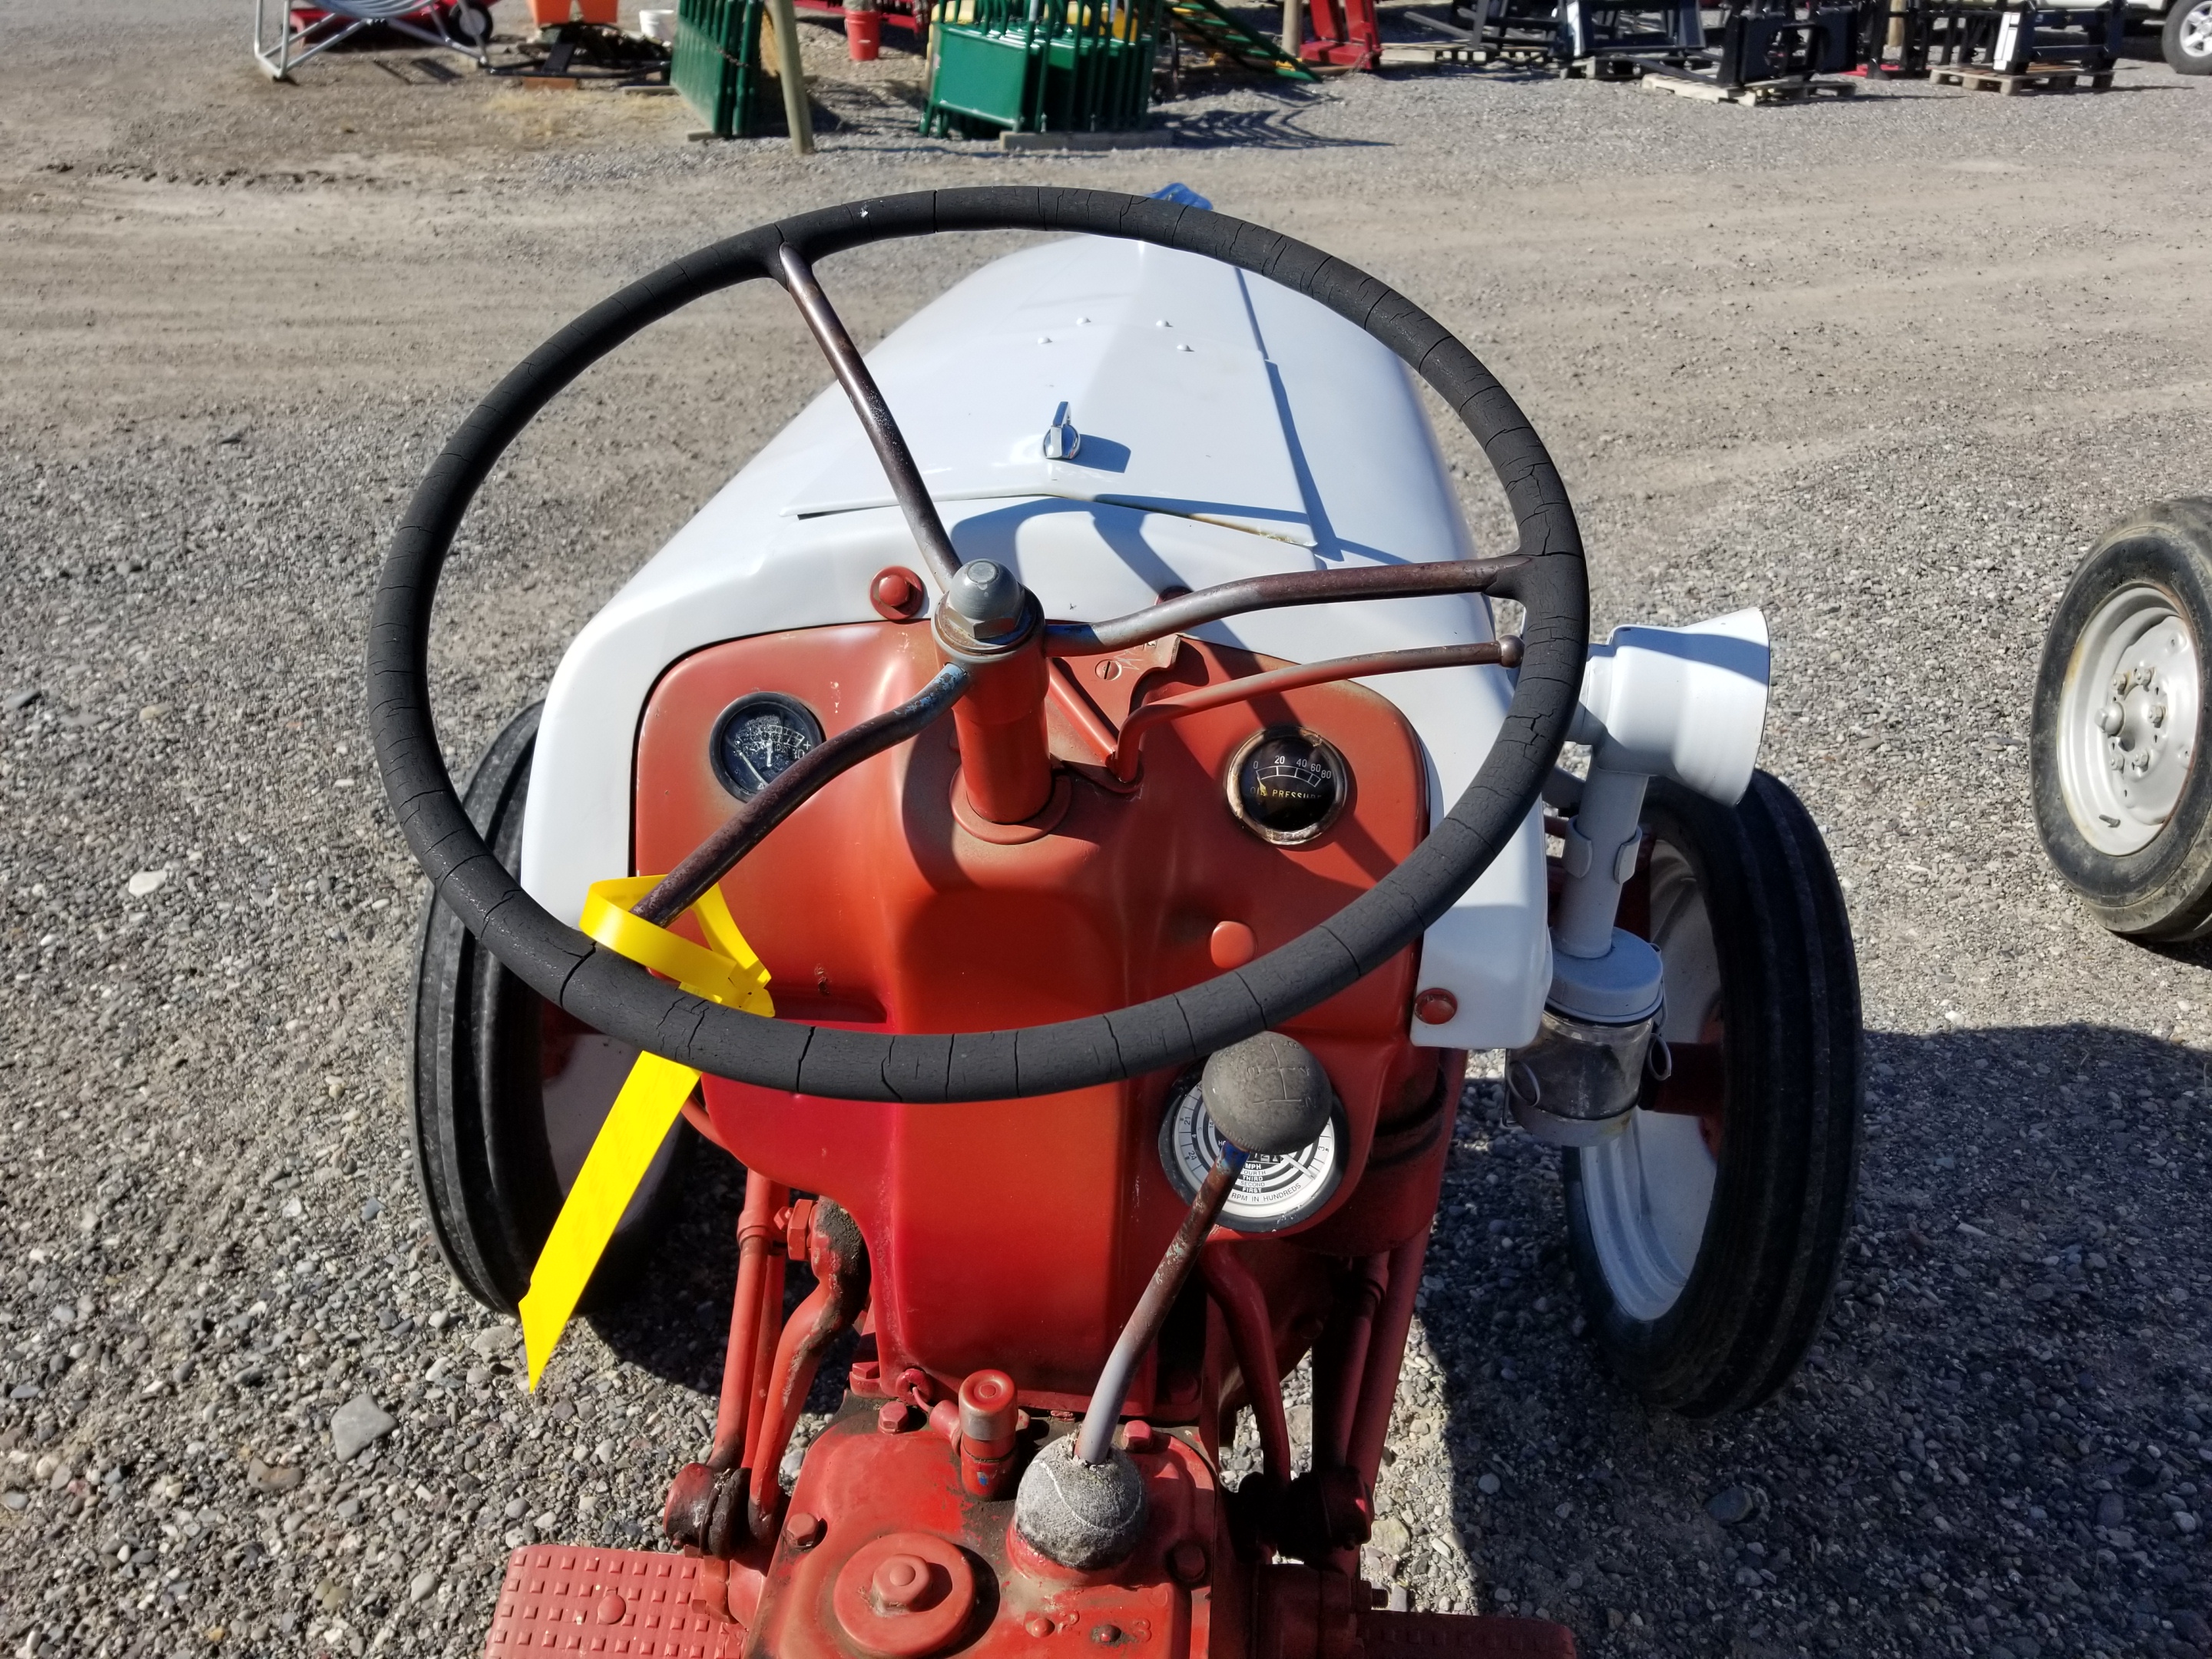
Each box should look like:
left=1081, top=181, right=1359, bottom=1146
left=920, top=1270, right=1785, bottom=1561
left=946, top=559, right=1025, bottom=637
left=785, top=1510, right=825, bottom=1551
left=873, top=1554, right=929, bottom=1610
left=877, top=1400, right=913, bottom=1435
left=1167, top=1541, right=1209, bottom=1585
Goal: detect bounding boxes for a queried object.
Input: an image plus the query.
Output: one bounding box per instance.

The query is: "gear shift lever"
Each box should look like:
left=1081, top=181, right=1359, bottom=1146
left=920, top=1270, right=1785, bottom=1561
left=1075, top=1031, right=1335, bottom=1465
left=1012, top=1031, right=1336, bottom=1571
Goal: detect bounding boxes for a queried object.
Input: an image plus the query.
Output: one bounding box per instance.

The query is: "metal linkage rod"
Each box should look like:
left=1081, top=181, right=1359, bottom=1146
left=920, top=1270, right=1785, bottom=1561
left=1108, top=637, right=1522, bottom=782
left=1044, top=555, right=1528, bottom=657
left=632, top=663, right=969, bottom=928
left=1075, top=1146, right=1247, bottom=1467
left=775, top=243, right=962, bottom=589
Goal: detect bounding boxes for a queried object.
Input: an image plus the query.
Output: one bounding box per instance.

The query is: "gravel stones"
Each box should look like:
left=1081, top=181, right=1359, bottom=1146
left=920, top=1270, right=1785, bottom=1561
left=245, top=1458, right=301, bottom=1494
left=329, top=1392, right=396, bottom=1461
left=1706, top=1485, right=1757, bottom=1526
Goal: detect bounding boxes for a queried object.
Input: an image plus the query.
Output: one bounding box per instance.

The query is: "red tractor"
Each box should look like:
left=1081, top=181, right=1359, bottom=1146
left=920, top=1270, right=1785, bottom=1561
left=373, top=188, right=1861, bottom=1659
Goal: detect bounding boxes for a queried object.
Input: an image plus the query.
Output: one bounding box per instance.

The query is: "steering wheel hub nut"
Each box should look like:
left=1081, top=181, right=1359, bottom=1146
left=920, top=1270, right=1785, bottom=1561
left=1505, top=929, right=1664, bottom=1149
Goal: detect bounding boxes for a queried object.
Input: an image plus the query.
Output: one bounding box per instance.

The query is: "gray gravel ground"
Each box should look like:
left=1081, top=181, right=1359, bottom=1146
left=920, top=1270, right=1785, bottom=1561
left=2, top=3, right=2210, bottom=1657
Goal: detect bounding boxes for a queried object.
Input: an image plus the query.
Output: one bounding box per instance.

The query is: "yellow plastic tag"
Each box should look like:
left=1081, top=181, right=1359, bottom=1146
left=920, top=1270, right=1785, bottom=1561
left=517, top=876, right=773, bottom=1389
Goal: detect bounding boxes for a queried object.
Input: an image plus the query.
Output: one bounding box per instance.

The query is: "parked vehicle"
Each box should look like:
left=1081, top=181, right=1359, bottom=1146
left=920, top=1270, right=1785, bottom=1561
left=2156, top=0, right=2212, bottom=71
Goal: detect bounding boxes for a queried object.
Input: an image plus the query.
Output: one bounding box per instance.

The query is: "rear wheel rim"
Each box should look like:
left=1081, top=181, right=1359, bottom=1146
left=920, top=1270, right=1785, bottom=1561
left=2057, top=583, right=2200, bottom=856
left=1578, top=839, right=1720, bottom=1323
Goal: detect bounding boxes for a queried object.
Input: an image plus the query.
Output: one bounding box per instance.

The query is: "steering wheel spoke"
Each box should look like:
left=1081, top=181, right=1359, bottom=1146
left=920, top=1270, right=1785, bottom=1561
left=1045, top=555, right=1529, bottom=657
left=775, top=244, right=963, bottom=590
left=1108, top=638, right=1522, bottom=783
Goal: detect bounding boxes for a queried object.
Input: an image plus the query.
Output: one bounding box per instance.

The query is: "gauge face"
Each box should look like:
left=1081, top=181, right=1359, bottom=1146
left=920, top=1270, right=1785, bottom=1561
left=1227, top=727, right=1349, bottom=846
left=710, top=693, right=824, bottom=800
left=1158, top=1067, right=1343, bottom=1233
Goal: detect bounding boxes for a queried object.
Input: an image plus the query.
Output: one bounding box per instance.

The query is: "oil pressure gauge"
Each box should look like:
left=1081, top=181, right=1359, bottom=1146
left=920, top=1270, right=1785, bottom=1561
left=710, top=692, right=824, bottom=800
left=1158, top=1066, right=1344, bottom=1233
left=1227, top=727, right=1349, bottom=846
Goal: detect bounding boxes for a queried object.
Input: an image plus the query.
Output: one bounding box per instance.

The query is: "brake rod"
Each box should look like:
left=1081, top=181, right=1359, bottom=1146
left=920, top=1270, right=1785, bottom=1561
left=1045, top=555, right=1528, bottom=657
left=1107, top=637, right=1522, bottom=783
left=775, top=243, right=965, bottom=591
left=630, top=663, right=971, bottom=928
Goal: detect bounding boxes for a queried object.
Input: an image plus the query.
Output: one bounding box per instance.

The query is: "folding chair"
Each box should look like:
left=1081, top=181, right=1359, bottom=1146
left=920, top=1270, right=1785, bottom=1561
left=253, top=0, right=495, bottom=80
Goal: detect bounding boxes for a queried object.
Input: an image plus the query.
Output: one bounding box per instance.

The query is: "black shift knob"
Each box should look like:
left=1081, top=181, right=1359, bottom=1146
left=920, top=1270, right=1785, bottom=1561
left=1201, top=1032, right=1333, bottom=1155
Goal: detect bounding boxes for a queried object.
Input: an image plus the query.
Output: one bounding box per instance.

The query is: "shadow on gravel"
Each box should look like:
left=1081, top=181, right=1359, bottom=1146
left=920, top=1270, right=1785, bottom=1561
left=584, top=1136, right=749, bottom=1399
left=1169, top=100, right=1385, bottom=149
left=1411, top=1022, right=2212, bottom=1659
left=584, top=1137, right=850, bottom=1412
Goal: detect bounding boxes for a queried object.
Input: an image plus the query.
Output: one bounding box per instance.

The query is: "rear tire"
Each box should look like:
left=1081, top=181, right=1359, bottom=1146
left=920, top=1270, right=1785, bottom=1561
left=411, top=703, right=690, bottom=1314
left=1561, top=771, right=1861, bottom=1416
left=2031, top=498, right=2212, bottom=939
left=2165, top=0, right=2212, bottom=71
left=450, top=0, right=495, bottom=43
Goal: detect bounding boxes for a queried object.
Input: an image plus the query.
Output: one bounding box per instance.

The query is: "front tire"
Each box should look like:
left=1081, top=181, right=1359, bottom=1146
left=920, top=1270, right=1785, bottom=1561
left=1561, top=771, right=1861, bottom=1416
left=2031, top=498, right=2212, bottom=939
left=411, top=703, right=690, bottom=1314
left=2165, top=0, right=2212, bottom=71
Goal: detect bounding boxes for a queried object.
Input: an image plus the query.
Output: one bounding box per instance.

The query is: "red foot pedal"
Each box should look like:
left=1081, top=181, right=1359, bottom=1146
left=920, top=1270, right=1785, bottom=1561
left=483, top=1546, right=747, bottom=1657
left=1359, top=1608, right=1579, bottom=1659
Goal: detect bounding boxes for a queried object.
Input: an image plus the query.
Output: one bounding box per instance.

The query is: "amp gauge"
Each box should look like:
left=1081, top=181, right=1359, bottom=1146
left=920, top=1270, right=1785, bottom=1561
left=710, top=692, right=824, bottom=800
left=1158, top=1066, right=1344, bottom=1233
left=1227, top=727, right=1349, bottom=846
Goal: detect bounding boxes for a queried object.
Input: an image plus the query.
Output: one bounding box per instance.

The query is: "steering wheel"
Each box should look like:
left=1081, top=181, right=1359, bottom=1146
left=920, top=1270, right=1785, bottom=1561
left=369, top=187, right=1588, bottom=1104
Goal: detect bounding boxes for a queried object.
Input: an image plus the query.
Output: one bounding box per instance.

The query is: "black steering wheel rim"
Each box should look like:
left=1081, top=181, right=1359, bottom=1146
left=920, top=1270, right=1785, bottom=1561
left=369, top=187, right=1588, bottom=1104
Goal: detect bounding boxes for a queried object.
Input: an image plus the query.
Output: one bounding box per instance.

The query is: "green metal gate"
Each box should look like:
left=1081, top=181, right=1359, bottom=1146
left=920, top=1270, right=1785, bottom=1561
left=673, top=0, right=776, bottom=137
left=922, top=0, right=1162, bottom=135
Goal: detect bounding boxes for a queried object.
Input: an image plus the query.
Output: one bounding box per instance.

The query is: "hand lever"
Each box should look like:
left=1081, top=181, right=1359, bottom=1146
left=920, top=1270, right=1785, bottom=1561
left=1074, top=1032, right=1336, bottom=1466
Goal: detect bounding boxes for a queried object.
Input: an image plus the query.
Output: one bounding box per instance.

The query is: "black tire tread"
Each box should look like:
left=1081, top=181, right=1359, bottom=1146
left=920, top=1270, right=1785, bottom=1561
left=412, top=704, right=546, bottom=1313
left=1562, top=770, right=1863, bottom=1417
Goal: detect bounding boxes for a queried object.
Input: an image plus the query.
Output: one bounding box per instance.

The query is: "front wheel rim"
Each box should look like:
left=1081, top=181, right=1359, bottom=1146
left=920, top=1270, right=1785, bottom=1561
left=1578, top=839, right=1720, bottom=1323
left=2180, top=0, right=2212, bottom=57
left=2057, top=583, right=2200, bottom=856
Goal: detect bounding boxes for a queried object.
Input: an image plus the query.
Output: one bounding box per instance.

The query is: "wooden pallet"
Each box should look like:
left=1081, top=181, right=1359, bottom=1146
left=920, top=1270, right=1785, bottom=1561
left=1377, top=39, right=1492, bottom=65
left=1640, top=69, right=1858, bottom=102
left=1932, top=61, right=2114, bottom=91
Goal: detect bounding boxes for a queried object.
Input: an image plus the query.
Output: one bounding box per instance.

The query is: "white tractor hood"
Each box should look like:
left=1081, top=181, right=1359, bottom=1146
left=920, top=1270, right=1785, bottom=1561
left=518, top=234, right=1551, bottom=1051
left=780, top=240, right=1315, bottom=545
